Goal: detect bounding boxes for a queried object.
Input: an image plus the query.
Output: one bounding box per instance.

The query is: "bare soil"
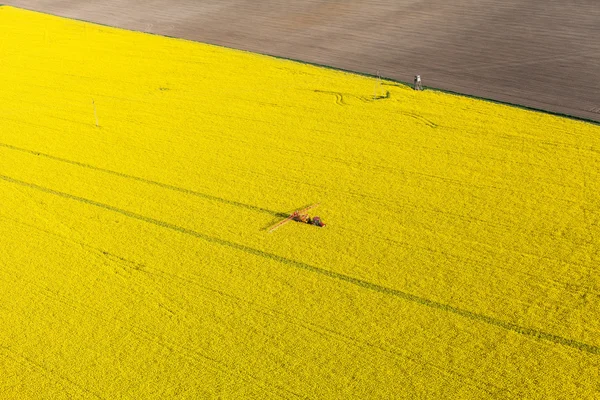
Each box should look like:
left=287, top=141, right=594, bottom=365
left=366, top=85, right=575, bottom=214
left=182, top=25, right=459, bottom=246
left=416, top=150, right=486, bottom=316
left=6, top=0, right=600, bottom=121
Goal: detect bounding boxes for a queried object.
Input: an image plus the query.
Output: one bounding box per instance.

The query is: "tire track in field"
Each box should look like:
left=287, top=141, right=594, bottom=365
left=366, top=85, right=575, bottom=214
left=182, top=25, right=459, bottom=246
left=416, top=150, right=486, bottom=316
left=0, top=142, right=283, bottom=217
left=2, top=173, right=599, bottom=356
left=338, top=223, right=600, bottom=299
left=313, top=89, right=393, bottom=106
left=0, top=218, right=508, bottom=397
left=6, top=138, right=586, bottom=281
left=162, top=276, right=510, bottom=397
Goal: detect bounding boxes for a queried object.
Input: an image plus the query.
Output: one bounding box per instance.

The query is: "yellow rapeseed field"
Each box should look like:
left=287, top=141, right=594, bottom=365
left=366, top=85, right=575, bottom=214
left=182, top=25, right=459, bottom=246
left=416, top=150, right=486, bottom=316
left=0, top=6, right=599, bottom=399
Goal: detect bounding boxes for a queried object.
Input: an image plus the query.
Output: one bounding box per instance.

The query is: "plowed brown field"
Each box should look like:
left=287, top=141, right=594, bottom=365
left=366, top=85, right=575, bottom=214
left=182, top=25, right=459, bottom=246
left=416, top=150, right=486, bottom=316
left=6, top=0, right=600, bottom=121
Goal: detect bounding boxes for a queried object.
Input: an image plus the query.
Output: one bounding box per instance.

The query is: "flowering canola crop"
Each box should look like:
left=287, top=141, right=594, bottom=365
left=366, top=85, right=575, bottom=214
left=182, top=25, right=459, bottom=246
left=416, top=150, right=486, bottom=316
left=0, top=6, right=599, bottom=399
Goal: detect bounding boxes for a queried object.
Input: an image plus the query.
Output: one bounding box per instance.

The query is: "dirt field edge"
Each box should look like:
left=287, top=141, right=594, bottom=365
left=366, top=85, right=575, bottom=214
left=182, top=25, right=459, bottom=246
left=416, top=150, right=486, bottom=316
left=4, top=4, right=599, bottom=127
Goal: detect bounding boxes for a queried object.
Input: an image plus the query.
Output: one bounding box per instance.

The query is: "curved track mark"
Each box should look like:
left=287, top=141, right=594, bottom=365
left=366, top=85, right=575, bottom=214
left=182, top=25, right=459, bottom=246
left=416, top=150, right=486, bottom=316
left=399, top=111, right=438, bottom=128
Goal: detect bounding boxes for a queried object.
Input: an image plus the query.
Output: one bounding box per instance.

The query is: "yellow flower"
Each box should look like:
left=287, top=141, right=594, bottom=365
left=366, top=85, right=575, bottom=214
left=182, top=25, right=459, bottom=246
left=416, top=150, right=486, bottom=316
left=1, top=5, right=598, bottom=399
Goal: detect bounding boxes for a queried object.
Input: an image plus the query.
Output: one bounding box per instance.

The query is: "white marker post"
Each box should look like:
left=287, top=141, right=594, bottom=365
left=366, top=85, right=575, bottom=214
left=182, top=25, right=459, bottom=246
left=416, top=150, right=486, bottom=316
left=92, top=99, right=99, bottom=127
left=373, top=70, right=383, bottom=100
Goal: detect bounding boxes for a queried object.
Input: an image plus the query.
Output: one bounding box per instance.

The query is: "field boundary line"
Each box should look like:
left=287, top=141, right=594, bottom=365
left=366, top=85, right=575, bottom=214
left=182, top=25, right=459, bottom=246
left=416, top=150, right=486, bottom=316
left=2, top=173, right=599, bottom=356
left=4, top=5, right=598, bottom=126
